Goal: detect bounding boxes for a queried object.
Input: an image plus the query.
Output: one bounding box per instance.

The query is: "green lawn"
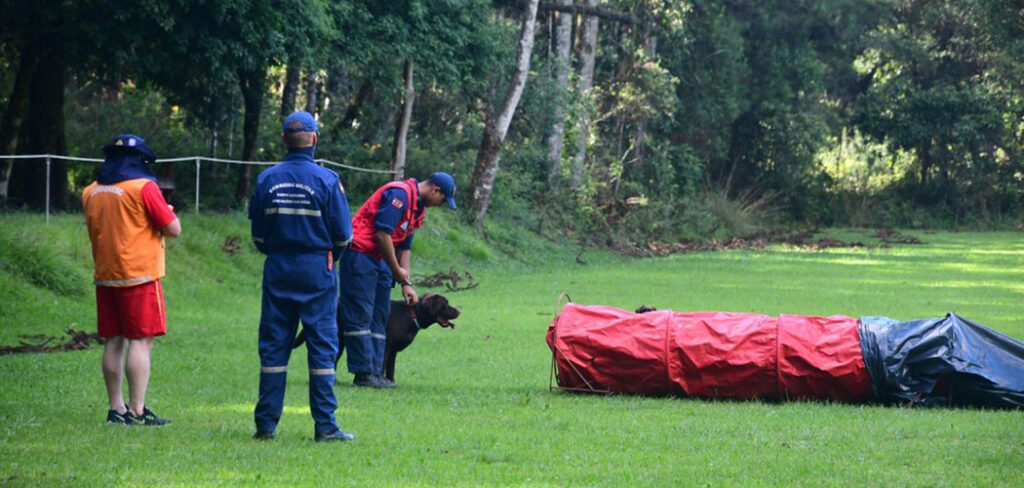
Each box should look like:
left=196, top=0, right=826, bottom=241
left=1, top=214, right=1022, bottom=487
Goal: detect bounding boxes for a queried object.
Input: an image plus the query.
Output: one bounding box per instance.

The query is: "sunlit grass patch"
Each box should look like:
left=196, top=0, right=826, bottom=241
left=1, top=214, right=1022, bottom=486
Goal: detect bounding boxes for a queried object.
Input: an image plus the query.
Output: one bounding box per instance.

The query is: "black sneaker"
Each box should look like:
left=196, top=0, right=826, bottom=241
left=125, top=407, right=171, bottom=426
left=106, top=409, right=129, bottom=424
left=314, top=429, right=355, bottom=442
left=253, top=430, right=275, bottom=440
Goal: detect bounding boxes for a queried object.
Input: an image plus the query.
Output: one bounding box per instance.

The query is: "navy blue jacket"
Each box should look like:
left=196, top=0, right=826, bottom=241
left=249, top=150, right=352, bottom=257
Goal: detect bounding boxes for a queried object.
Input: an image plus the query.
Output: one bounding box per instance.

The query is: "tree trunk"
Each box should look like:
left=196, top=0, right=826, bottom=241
left=545, top=0, right=573, bottom=185
left=390, top=60, right=415, bottom=181
left=569, top=0, right=600, bottom=191
left=469, top=0, right=540, bottom=232
left=236, top=68, right=266, bottom=205
left=16, top=50, right=68, bottom=210
left=341, top=80, right=374, bottom=130
left=325, top=63, right=350, bottom=115
left=280, top=63, right=301, bottom=119
left=304, top=70, right=319, bottom=114
left=627, top=20, right=655, bottom=179
left=0, top=39, right=39, bottom=206
left=919, top=140, right=932, bottom=188
left=501, top=0, right=637, bottom=24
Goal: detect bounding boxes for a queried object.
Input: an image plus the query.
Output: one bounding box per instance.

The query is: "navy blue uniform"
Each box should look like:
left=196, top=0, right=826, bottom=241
left=249, top=148, right=352, bottom=436
left=341, top=180, right=423, bottom=377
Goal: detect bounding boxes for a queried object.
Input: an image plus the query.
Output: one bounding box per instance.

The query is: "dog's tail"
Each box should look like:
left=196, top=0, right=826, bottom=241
left=293, top=326, right=344, bottom=367
left=292, top=327, right=307, bottom=349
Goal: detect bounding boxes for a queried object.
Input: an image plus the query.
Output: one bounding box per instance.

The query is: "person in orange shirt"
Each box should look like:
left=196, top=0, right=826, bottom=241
left=82, top=134, right=181, bottom=426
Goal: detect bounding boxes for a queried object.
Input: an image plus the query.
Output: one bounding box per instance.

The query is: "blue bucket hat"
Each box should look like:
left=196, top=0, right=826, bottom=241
left=428, top=172, right=457, bottom=210
left=98, top=134, right=157, bottom=184
left=102, top=134, right=156, bottom=163
left=283, top=110, right=318, bottom=134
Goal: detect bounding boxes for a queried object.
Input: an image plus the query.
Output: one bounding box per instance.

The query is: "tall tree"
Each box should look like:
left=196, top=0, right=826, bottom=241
left=0, top=0, right=82, bottom=209
left=0, top=35, right=39, bottom=205
left=235, top=67, right=266, bottom=203
left=468, top=0, right=540, bottom=231
left=569, top=0, right=601, bottom=191
left=856, top=0, right=1017, bottom=213
left=330, top=0, right=500, bottom=165
left=390, top=60, right=415, bottom=180
left=280, top=63, right=301, bottom=119
left=304, top=71, right=320, bottom=114
left=545, top=0, right=574, bottom=184
left=92, top=0, right=336, bottom=206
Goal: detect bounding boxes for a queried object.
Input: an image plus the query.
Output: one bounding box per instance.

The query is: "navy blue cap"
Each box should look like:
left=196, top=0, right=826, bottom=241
left=101, top=134, right=156, bottom=163
left=428, top=172, right=457, bottom=210
left=283, top=110, right=318, bottom=134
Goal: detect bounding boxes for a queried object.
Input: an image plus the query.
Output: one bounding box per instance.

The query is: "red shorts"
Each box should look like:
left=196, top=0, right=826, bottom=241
left=96, top=280, right=167, bottom=339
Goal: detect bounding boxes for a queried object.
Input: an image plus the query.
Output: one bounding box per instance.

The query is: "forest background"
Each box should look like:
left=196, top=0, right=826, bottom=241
left=3, top=0, right=1023, bottom=246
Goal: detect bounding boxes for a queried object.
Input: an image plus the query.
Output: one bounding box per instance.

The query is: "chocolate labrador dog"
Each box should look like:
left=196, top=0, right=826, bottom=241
left=293, top=293, right=460, bottom=383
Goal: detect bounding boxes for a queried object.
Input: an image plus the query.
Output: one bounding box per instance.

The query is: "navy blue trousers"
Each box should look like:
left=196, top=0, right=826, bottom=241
left=338, top=250, right=392, bottom=376
left=254, top=252, right=340, bottom=435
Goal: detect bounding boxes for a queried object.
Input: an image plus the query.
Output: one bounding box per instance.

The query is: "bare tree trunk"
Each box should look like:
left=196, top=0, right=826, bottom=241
left=469, top=0, right=540, bottom=232
left=12, top=49, right=68, bottom=210
left=0, top=39, right=39, bottom=206
left=325, top=63, right=350, bottom=115
left=23, top=52, right=67, bottom=209
left=545, top=0, right=573, bottom=185
left=390, top=60, right=415, bottom=181
left=919, top=140, right=932, bottom=188
left=304, top=71, right=319, bottom=115
left=569, top=0, right=600, bottom=191
left=280, top=63, right=301, bottom=118
left=228, top=115, right=235, bottom=158
left=236, top=68, right=266, bottom=206
left=627, top=19, right=655, bottom=180
left=534, top=0, right=637, bottom=24
left=341, top=80, right=374, bottom=130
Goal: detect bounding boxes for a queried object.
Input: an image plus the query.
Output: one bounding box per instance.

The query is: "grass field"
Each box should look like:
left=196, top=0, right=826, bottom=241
left=1, top=213, right=1023, bottom=487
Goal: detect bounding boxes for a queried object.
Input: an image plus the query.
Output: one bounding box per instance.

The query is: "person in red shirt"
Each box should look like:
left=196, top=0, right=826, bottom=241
left=82, top=134, right=181, bottom=426
left=339, top=172, right=456, bottom=387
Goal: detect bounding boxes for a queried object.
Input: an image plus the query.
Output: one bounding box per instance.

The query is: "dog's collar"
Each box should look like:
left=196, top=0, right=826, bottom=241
left=407, top=304, right=425, bottom=329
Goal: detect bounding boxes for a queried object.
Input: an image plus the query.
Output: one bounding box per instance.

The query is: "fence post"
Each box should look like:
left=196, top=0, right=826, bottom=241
left=194, top=157, right=200, bottom=214
left=45, top=156, right=51, bottom=225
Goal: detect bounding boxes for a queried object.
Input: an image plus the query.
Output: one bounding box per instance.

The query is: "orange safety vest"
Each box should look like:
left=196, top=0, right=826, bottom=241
left=82, top=179, right=165, bottom=286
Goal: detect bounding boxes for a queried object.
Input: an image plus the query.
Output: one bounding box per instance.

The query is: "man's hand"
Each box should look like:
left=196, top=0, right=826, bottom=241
left=401, top=283, right=419, bottom=305
left=393, top=267, right=411, bottom=288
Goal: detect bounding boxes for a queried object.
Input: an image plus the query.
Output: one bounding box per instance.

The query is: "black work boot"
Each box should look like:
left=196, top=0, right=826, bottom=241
left=315, top=429, right=355, bottom=442
left=353, top=373, right=376, bottom=387
left=253, top=430, right=275, bottom=440
left=374, top=375, right=397, bottom=388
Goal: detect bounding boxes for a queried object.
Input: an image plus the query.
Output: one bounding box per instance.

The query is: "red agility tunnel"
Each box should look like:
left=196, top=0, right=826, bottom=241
left=547, top=303, right=874, bottom=402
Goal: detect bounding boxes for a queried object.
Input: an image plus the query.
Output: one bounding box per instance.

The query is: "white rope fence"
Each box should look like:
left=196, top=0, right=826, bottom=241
left=1, top=154, right=399, bottom=224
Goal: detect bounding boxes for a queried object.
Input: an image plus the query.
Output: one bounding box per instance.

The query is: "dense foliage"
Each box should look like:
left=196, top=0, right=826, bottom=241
left=2, top=0, right=1022, bottom=242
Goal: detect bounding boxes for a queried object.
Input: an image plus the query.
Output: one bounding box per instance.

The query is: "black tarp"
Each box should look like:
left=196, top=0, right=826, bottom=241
left=859, top=313, right=1024, bottom=408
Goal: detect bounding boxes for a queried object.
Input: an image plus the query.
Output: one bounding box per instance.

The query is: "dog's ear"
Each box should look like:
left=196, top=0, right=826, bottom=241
left=422, top=294, right=448, bottom=315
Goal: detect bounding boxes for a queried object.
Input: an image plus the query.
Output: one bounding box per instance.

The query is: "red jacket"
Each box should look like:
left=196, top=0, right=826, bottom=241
left=349, top=179, right=424, bottom=260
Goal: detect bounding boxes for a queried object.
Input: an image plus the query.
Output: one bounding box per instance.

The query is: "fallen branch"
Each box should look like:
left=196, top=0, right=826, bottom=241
left=221, top=235, right=242, bottom=255
left=0, top=328, right=102, bottom=355
left=411, top=269, right=479, bottom=292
